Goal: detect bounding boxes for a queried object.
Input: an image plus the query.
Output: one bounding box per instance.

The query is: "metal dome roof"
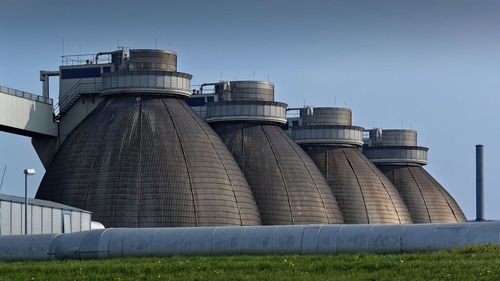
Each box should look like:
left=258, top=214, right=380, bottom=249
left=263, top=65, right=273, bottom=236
left=364, top=129, right=467, bottom=223
left=36, top=96, right=262, bottom=227
left=301, top=145, right=413, bottom=224
left=204, top=81, right=344, bottom=225
left=211, top=122, right=344, bottom=225
left=290, top=107, right=413, bottom=224
left=378, top=165, right=467, bottom=223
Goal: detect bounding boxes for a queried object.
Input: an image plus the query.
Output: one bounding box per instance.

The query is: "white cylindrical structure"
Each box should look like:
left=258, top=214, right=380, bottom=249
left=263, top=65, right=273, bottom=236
left=0, top=222, right=499, bottom=261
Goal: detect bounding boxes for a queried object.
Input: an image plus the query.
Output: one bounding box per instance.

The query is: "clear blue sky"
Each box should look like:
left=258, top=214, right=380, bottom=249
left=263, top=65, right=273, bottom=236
left=1, top=0, right=499, bottom=220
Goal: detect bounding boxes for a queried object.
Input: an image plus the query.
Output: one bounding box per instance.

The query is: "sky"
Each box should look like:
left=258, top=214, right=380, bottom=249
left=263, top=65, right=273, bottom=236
left=0, top=0, right=499, bottom=220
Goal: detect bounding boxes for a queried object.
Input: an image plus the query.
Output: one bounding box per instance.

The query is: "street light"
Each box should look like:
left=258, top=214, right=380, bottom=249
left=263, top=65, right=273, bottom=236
left=23, top=169, right=35, bottom=235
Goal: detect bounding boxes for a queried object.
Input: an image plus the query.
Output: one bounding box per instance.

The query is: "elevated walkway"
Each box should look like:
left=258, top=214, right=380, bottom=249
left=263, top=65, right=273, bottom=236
left=0, top=86, right=58, bottom=137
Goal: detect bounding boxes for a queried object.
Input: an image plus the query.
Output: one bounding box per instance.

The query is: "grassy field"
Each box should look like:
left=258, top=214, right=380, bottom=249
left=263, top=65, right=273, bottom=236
left=0, top=245, right=499, bottom=281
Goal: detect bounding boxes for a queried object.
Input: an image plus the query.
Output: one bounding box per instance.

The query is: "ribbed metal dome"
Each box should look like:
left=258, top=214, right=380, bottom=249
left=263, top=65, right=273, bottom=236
left=210, top=122, right=344, bottom=225
left=291, top=107, right=412, bottom=224
left=378, top=165, right=467, bottom=223
left=204, top=81, right=344, bottom=225
left=301, top=146, right=413, bottom=224
left=36, top=96, right=262, bottom=227
left=363, top=129, right=467, bottom=223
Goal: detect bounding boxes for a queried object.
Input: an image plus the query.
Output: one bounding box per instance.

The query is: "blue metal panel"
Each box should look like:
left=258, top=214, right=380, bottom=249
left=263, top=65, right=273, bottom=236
left=61, top=67, right=101, bottom=79
left=186, top=97, right=206, bottom=107
left=207, top=96, right=214, bottom=103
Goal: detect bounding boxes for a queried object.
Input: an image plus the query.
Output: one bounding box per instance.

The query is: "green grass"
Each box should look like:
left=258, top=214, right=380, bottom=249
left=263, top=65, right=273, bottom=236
left=0, top=245, right=499, bottom=281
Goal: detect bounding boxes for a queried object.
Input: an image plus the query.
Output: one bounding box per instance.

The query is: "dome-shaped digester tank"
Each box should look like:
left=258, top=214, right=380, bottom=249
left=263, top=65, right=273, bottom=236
left=363, top=129, right=466, bottom=223
left=205, top=81, right=344, bottom=225
left=291, top=107, right=412, bottom=224
left=36, top=50, right=261, bottom=227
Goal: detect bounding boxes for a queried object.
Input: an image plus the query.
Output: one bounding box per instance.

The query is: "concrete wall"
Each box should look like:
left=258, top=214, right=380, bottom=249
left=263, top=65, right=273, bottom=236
left=0, top=91, right=57, bottom=137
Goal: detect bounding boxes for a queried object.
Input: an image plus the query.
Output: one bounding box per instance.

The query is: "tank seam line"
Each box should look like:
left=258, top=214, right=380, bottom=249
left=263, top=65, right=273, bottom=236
left=420, top=168, right=459, bottom=222
left=82, top=100, right=114, bottom=211
left=241, top=126, right=245, bottom=170
left=47, top=98, right=107, bottom=203
left=162, top=98, right=199, bottom=226
left=178, top=100, right=244, bottom=225
left=281, top=130, right=332, bottom=223
left=85, top=112, right=115, bottom=211
left=136, top=99, right=143, bottom=227
left=359, top=153, right=402, bottom=224
left=341, top=147, right=371, bottom=224
left=407, top=167, right=432, bottom=222
left=261, top=124, right=294, bottom=224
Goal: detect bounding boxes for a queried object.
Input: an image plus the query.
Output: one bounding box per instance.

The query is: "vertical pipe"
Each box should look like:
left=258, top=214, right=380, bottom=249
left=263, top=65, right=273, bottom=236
left=476, top=144, right=484, bottom=221
left=42, top=76, right=49, bottom=98
left=24, top=173, right=28, bottom=235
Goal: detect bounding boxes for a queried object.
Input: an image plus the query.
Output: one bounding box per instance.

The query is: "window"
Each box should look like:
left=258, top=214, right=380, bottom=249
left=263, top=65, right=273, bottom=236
left=61, top=67, right=101, bottom=79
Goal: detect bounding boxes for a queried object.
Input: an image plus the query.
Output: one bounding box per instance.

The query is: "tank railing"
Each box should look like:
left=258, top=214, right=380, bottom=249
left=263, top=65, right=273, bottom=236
left=199, top=82, right=226, bottom=95
left=61, top=53, right=112, bottom=66
left=54, top=81, right=81, bottom=115
left=95, top=51, right=122, bottom=64
left=286, top=108, right=300, bottom=118
left=0, top=86, right=53, bottom=105
left=54, top=79, right=103, bottom=115
left=191, top=84, right=218, bottom=95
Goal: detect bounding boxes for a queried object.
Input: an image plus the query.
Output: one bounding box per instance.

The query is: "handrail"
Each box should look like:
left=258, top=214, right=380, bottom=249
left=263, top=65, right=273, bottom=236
left=54, top=82, right=81, bottom=115
left=54, top=79, right=102, bottom=115
left=61, top=53, right=112, bottom=66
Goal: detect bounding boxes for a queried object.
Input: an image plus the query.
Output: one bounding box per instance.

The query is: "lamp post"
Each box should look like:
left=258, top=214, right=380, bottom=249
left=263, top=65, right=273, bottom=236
left=23, top=169, right=35, bottom=235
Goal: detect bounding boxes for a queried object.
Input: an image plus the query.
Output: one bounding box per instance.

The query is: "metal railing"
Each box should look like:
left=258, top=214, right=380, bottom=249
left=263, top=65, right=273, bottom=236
left=61, top=53, right=112, bottom=66
left=54, top=81, right=81, bottom=115
left=54, top=80, right=102, bottom=115
left=190, top=87, right=215, bottom=95
left=286, top=109, right=300, bottom=118
left=0, top=86, right=53, bottom=105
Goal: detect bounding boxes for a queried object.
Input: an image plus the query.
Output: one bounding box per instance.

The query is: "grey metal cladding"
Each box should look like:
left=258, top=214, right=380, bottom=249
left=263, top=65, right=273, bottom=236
left=229, top=81, right=274, bottom=102
left=363, top=128, right=466, bottom=223
left=292, top=125, right=364, bottom=146
left=301, top=145, right=413, bottom=224
left=101, top=71, right=192, bottom=97
left=304, top=107, right=352, bottom=126
left=35, top=96, right=261, bottom=227
left=363, top=146, right=428, bottom=165
left=379, top=130, right=418, bottom=146
left=129, top=49, right=177, bottom=71
left=206, top=101, right=287, bottom=124
left=211, top=122, right=344, bottom=225
left=378, top=165, right=467, bottom=223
